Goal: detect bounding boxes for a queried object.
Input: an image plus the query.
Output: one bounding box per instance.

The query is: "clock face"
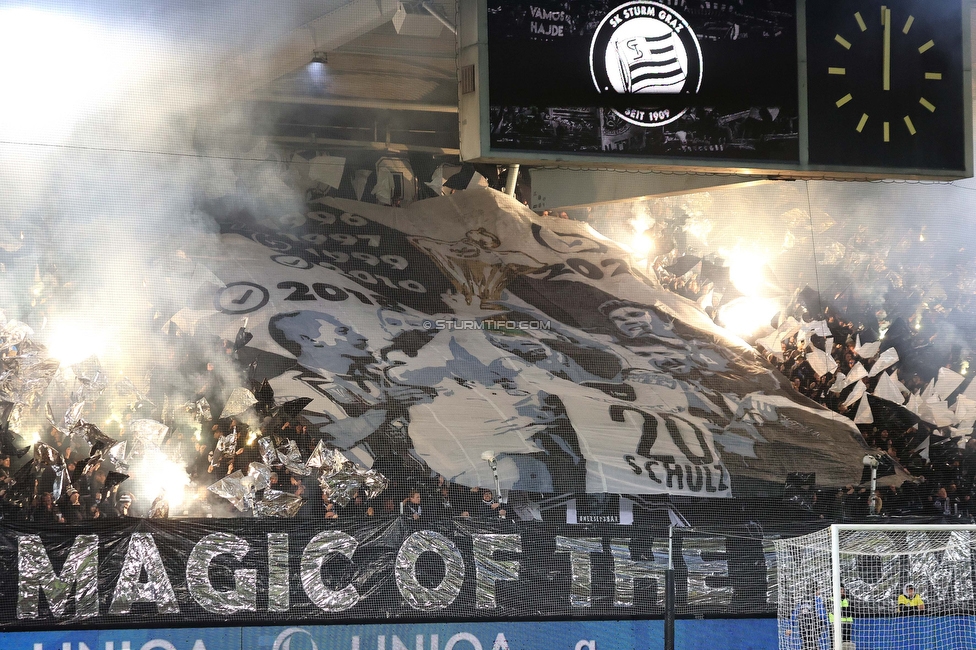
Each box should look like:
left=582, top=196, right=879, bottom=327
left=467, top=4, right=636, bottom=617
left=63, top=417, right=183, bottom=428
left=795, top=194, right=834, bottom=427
left=807, top=0, right=966, bottom=171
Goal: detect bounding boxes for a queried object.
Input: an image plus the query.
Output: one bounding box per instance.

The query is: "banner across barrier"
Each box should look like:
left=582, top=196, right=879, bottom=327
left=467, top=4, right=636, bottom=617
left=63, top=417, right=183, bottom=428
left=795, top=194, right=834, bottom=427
left=0, top=517, right=779, bottom=628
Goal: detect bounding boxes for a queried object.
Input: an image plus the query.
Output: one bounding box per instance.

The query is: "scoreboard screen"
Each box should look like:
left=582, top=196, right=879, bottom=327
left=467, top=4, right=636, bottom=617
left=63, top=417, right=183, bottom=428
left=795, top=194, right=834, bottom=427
left=458, top=0, right=972, bottom=180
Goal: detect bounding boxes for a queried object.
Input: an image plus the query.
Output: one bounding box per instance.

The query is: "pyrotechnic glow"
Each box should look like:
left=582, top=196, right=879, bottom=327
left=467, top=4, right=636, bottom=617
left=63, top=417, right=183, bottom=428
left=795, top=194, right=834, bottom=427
left=628, top=212, right=655, bottom=263
left=684, top=214, right=713, bottom=245
left=43, top=320, right=110, bottom=366
left=722, top=246, right=772, bottom=297
left=629, top=211, right=653, bottom=234
left=140, top=451, right=191, bottom=509
left=0, top=8, right=129, bottom=141
left=631, top=232, right=654, bottom=258
left=718, top=297, right=780, bottom=339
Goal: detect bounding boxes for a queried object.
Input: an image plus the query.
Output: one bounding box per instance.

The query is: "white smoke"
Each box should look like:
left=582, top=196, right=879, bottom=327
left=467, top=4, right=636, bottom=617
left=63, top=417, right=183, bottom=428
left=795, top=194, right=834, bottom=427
left=0, top=2, right=311, bottom=512
left=585, top=174, right=976, bottom=372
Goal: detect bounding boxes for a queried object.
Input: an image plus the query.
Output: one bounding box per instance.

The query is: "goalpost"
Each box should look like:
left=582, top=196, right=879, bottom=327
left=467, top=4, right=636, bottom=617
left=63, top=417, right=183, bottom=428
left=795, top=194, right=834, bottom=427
left=775, top=524, right=976, bottom=650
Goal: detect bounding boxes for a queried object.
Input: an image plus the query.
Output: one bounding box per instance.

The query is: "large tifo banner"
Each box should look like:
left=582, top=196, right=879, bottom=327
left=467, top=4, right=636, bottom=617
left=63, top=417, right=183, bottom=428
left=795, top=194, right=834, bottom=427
left=0, top=518, right=780, bottom=628
left=183, top=189, right=867, bottom=496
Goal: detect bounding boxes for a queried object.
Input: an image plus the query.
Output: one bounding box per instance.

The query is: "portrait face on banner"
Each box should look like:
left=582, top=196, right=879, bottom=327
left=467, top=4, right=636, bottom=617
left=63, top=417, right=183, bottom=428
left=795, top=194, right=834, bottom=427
left=601, top=300, right=683, bottom=342
left=270, top=311, right=372, bottom=376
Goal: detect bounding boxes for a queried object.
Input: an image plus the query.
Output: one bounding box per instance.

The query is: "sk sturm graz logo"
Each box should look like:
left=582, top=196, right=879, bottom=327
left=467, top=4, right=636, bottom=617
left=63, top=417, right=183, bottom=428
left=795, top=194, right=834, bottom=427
left=589, top=1, right=703, bottom=127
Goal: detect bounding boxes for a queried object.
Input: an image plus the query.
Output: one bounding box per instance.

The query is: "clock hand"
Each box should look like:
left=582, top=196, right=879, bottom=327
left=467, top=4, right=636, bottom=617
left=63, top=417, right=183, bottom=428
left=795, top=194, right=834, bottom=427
left=883, top=7, right=891, bottom=91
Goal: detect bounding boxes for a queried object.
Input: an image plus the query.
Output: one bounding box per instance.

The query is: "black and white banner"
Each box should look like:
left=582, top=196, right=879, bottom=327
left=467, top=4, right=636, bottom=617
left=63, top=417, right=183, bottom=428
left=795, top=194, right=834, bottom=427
left=0, top=517, right=779, bottom=627
left=179, top=189, right=869, bottom=497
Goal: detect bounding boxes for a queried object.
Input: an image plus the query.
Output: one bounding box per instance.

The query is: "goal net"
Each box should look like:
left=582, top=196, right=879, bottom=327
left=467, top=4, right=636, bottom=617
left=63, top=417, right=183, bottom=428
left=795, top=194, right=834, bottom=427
left=774, top=525, right=976, bottom=650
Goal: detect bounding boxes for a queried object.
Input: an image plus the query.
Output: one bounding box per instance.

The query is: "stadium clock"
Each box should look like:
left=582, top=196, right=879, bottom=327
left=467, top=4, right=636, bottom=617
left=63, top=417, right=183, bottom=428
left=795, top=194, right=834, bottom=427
left=826, top=5, right=945, bottom=141
left=805, top=0, right=966, bottom=171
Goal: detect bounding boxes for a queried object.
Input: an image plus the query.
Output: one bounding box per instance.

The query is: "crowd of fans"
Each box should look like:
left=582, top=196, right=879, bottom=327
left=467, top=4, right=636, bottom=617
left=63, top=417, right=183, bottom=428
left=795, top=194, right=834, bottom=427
left=5, top=295, right=974, bottom=527
left=759, top=309, right=976, bottom=522
left=0, top=336, right=512, bottom=525
left=4, top=181, right=974, bottom=529
left=0, top=416, right=512, bottom=526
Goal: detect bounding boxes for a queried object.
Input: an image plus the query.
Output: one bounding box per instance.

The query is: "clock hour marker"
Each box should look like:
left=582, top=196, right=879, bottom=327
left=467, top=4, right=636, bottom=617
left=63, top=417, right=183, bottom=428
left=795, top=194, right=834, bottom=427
left=836, top=93, right=853, bottom=107
left=920, top=97, right=936, bottom=112
left=904, top=115, right=916, bottom=135
left=883, top=122, right=890, bottom=142
left=854, top=12, right=867, bottom=32
left=829, top=67, right=846, bottom=75
left=883, top=8, right=891, bottom=91
left=856, top=114, right=869, bottom=133
left=919, top=40, right=935, bottom=53
left=925, top=72, right=943, bottom=80
left=903, top=16, right=915, bottom=34
left=835, top=34, right=852, bottom=49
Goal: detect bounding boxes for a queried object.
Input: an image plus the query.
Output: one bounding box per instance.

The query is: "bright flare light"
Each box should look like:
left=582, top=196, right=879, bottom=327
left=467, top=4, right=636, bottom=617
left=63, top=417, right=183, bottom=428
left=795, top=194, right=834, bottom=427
left=140, top=452, right=191, bottom=509
left=718, top=297, right=780, bottom=339
left=0, top=8, right=129, bottom=141
left=631, top=232, right=654, bottom=258
left=629, top=211, right=653, bottom=234
left=684, top=214, right=713, bottom=245
left=628, top=212, right=655, bottom=263
left=722, top=246, right=771, bottom=297
left=44, top=320, right=110, bottom=366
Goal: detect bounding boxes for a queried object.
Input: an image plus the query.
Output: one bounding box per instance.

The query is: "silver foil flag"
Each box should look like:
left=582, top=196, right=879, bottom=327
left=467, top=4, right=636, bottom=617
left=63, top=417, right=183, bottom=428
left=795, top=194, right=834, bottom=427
left=210, top=432, right=238, bottom=469
left=126, top=419, right=170, bottom=448
left=257, top=437, right=278, bottom=467
left=208, top=470, right=248, bottom=512
left=276, top=440, right=309, bottom=476
left=247, top=462, right=272, bottom=492
left=253, top=489, right=303, bottom=518
left=219, top=387, right=257, bottom=419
